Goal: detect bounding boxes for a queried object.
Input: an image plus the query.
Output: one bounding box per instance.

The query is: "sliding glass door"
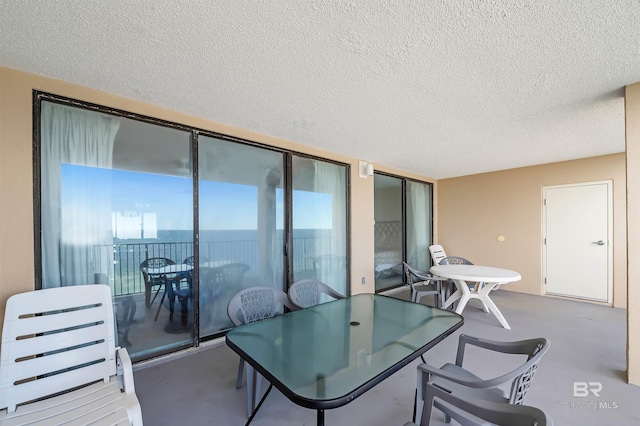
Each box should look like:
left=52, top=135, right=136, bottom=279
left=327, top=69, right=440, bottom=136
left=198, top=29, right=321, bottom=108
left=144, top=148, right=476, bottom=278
left=39, top=100, right=194, bottom=358
left=291, top=156, right=348, bottom=296
left=35, top=94, right=349, bottom=362
left=374, top=175, right=404, bottom=291
left=198, top=136, right=285, bottom=338
left=373, top=173, right=433, bottom=292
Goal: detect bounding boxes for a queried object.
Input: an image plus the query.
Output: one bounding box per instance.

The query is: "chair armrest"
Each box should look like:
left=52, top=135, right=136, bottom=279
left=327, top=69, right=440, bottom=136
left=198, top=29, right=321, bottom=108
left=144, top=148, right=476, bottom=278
left=412, top=271, right=447, bottom=283
left=455, top=334, right=548, bottom=365
left=324, top=286, right=346, bottom=301
left=443, top=335, right=549, bottom=390
left=417, top=362, right=500, bottom=389
left=418, top=361, right=531, bottom=390
left=117, top=347, right=136, bottom=394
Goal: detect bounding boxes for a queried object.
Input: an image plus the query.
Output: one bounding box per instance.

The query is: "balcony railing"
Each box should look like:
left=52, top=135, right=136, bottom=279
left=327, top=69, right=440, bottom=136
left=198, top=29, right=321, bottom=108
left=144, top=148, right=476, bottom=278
left=96, top=236, right=331, bottom=296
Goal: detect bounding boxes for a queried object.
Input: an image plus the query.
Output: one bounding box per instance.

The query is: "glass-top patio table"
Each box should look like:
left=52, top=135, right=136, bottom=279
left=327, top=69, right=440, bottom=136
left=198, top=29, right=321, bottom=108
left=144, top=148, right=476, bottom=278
left=225, top=293, right=464, bottom=425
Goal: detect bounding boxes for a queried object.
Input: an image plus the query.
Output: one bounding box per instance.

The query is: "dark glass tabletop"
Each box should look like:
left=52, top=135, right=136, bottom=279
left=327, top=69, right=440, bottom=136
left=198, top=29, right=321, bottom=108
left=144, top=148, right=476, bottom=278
left=226, top=293, right=463, bottom=410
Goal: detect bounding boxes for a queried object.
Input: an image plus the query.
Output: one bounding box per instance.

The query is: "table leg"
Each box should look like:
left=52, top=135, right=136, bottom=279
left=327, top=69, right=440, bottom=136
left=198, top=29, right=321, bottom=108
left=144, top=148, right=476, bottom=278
left=443, top=287, right=462, bottom=310
left=244, top=379, right=273, bottom=426
left=317, top=409, right=325, bottom=426
left=470, top=282, right=489, bottom=312
left=446, top=279, right=471, bottom=314
left=478, top=283, right=510, bottom=329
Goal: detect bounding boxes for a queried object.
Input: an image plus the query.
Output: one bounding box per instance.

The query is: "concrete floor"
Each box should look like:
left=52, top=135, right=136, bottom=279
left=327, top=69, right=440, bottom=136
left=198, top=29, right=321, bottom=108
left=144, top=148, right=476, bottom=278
left=133, top=290, right=640, bottom=425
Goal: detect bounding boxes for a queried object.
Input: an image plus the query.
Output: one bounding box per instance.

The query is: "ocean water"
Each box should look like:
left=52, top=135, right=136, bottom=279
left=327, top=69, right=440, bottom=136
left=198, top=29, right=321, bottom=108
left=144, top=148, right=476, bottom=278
left=113, top=228, right=334, bottom=275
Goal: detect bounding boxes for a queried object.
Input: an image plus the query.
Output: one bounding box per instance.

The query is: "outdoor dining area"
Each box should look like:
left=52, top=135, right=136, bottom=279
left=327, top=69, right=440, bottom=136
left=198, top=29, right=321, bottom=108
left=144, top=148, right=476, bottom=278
left=216, top=244, right=549, bottom=425
left=132, top=283, right=634, bottom=426
left=3, top=240, right=637, bottom=425
left=3, top=1, right=640, bottom=424
left=6, top=243, right=627, bottom=426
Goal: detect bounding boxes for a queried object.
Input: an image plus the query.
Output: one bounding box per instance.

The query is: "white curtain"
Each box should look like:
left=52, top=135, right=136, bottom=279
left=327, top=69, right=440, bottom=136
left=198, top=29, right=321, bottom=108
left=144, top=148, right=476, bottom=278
left=313, top=161, right=347, bottom=295
left=41, top=102, right=120, bottom=287
left=407, top=181, right=431, bottom=271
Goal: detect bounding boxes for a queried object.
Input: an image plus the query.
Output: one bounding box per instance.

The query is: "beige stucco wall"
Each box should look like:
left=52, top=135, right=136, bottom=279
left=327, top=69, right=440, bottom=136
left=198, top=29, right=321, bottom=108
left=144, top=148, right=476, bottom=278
left=437, top=154, right=627, bottom=308
left=0, top=66, right=436, bottom=328
left=626, top=82, right=640, bottom=385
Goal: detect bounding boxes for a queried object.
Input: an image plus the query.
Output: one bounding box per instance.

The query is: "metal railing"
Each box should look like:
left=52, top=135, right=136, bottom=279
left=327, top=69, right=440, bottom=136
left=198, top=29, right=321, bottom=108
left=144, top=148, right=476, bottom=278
left=96, top=236, right=332, bottom=296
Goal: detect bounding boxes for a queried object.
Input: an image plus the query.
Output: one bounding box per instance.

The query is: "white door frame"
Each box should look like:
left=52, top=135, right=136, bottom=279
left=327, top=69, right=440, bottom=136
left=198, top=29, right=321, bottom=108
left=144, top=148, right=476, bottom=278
left=542, top=180, right=613, bottom=304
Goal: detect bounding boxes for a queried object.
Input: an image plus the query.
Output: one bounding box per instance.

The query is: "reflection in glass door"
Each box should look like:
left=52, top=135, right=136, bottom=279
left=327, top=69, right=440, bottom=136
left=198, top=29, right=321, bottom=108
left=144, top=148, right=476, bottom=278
left=291, top=156, right=348, bottom=296
left=39, top=101, right=194, bottom=360
left=36, top=96, right=347, bottom=362
left=373, top=173, right=434, bottom=292
left=198, top=136, right=285, bottom=338
left=406, top=181, right=433, bottom=271
left=374, top=175, right=403, bottom=291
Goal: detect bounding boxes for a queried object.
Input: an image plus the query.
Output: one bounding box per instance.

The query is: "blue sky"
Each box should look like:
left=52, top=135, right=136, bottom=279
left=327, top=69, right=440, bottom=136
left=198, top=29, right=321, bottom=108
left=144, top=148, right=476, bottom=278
left=62, top=165, right=333, bottom=234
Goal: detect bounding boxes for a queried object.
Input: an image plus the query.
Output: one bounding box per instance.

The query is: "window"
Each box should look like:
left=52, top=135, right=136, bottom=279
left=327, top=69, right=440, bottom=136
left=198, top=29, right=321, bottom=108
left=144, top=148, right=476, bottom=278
left=35, top=93, right=350, bottom=361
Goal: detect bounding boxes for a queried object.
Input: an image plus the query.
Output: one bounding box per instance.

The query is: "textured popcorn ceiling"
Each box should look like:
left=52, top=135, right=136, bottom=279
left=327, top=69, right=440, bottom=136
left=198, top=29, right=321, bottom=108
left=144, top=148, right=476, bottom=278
left=1, top=1, right=639, bottom=178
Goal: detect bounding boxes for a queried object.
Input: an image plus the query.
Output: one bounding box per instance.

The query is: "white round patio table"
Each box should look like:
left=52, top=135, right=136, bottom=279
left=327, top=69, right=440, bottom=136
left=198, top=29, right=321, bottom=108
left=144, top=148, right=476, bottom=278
left=430, top=264, right=521, bottom=329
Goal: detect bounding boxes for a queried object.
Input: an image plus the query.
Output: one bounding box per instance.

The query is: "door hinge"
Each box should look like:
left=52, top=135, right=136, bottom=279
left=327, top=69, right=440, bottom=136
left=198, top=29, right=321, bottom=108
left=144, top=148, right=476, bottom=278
left=544, top=277, right=547, bottom=284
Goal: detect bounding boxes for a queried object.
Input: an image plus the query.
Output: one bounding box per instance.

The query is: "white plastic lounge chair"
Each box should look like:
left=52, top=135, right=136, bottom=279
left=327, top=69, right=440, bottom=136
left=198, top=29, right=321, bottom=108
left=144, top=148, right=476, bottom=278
left=0, top=284, right=143, bottom=425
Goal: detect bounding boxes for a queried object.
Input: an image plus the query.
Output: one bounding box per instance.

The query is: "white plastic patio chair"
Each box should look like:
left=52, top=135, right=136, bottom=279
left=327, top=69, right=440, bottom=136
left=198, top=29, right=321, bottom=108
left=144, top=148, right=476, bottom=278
left=429, top=244, right=447, bottom=266
left=288, top=279, right=345, bottom=309
left=0, top=284, right=143, bottom=425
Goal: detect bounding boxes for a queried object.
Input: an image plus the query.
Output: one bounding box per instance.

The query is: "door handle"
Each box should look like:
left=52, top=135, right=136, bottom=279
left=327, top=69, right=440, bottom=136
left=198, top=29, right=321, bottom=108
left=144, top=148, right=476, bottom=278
left=592, top=240, right=605, bottom=246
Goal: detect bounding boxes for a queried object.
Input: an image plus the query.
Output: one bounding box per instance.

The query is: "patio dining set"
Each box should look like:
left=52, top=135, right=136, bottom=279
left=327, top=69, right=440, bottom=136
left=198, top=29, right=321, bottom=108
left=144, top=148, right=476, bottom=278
left=223, top=244, right=551, bottom=425
left=0, top=245, right=552, bottom=425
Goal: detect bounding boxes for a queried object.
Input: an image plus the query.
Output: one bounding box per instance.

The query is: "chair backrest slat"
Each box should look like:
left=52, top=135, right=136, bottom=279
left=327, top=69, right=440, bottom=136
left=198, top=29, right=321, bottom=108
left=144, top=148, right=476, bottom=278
left=429, top=245, right=447, bottom=266
left=0, top=285, right=116, bottom=412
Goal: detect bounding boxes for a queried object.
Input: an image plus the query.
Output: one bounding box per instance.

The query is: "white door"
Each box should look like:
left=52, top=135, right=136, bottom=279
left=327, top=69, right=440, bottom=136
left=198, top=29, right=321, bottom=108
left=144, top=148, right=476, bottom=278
left=544, top=181, right=612, bottom=302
